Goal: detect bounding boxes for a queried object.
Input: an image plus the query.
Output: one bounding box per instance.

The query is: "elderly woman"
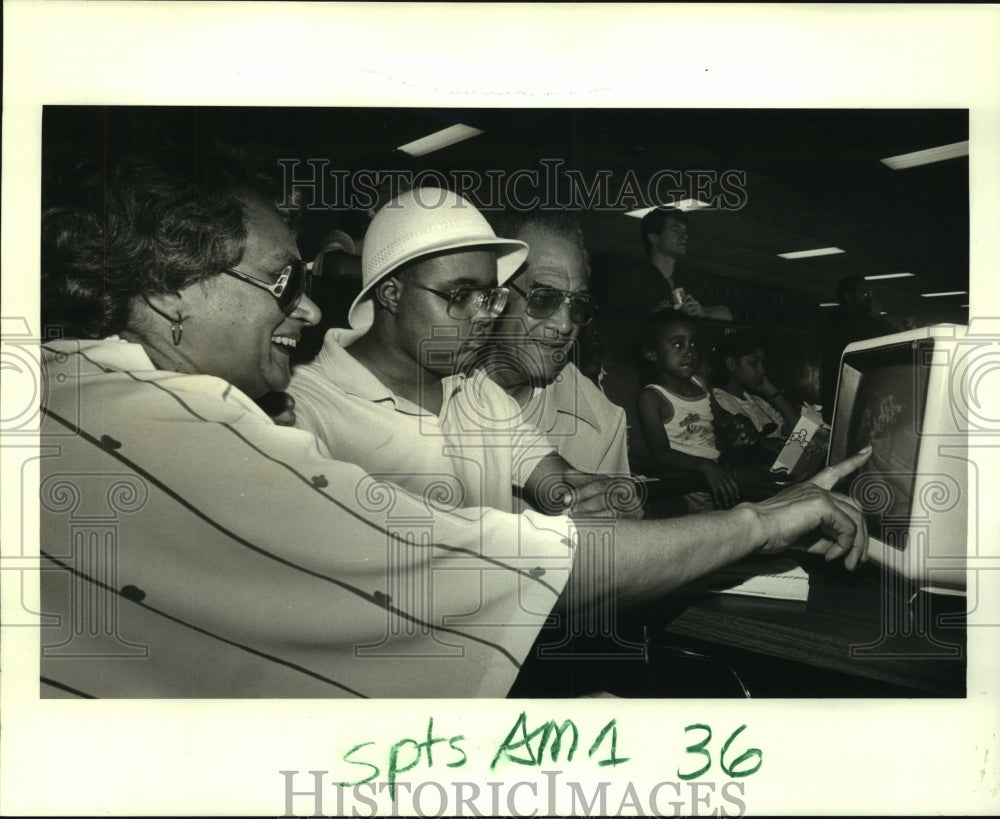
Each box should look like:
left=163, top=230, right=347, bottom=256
left=484, top=211, right=631, bottom=476
left=38, top=136, right=870, bottom=699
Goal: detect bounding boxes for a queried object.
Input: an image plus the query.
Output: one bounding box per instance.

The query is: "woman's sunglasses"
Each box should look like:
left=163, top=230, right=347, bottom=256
left=222, top=260, right=313, bottom=315
left=509, top=282, right=598, bottom=326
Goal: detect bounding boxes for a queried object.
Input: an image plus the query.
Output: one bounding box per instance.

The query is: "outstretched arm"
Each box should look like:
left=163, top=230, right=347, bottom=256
left=565, top=448, right=872, bottom=608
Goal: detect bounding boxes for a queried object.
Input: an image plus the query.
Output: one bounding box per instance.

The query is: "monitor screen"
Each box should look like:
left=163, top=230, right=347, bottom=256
left=837, top=338, right=933, bottom=547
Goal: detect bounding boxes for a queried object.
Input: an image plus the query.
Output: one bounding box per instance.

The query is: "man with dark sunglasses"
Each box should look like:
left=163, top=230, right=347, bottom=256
left=484, top=210, right=631, bottom=477
left=289, top=189, right=625, bottom=516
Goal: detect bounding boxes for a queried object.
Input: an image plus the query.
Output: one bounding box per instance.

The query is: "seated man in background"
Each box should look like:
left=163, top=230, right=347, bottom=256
left=289, top=188, right=620, bottom=516
left=482, top=209, right=631, bottom=477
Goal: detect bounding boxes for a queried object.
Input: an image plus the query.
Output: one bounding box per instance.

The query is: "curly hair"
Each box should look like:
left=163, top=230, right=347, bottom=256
left=42, top=143, right=289, bottom=339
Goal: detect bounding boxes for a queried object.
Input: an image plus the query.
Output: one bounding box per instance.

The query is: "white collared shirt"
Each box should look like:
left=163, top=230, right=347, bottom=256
left=289, top=328, right=556, bottom=513
left=521, top=363, right=631, bottom=476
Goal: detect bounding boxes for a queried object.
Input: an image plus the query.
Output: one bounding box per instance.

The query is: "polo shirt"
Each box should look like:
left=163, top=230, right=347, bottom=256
left=521, top=363, right=631, bottom=476
left=289, top=328, right=556, bottom=513
left=37, top=338, right=576, bottom=698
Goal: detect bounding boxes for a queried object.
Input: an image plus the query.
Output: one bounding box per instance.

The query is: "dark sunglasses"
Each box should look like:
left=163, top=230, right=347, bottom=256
left=509, top=282, right=598, bottom=326
left=407, top=281, right=511, bottom=320
left=222, top=260, right=313, bottom=315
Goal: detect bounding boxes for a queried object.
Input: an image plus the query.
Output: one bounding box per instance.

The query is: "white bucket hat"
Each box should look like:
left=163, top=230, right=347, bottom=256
left=349, top=187, right=529, bottom=330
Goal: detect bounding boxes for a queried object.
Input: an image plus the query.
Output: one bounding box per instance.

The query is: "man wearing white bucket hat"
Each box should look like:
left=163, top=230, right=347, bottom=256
left=290, top=188, right=615, bottom=514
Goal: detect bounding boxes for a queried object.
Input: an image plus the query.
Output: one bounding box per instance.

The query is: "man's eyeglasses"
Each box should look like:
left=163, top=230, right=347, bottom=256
left=407, top=281, right=510, bottom=320
left=222, top=260, right=313, bottom=316
left=509, top=282, right=598, bottom=326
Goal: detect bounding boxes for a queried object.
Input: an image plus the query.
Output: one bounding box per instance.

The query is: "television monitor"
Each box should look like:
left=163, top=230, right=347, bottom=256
left=827, top=325, right=969, bottom=591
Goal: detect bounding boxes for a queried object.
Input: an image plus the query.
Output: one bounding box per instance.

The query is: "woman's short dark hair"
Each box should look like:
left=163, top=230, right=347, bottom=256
left=42, top=141, right=288, bottom=338
left=709, top=330, right=767, bottom=384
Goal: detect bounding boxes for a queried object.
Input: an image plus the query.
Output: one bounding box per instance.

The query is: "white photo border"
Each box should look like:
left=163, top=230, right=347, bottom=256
left=2, top=2, right=999, bottom=815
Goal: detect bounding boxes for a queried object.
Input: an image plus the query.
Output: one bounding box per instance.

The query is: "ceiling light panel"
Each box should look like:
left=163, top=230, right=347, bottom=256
left=624, top=198, right=712, bottom=218
left=880, top=140, right=969, bottom=170
left=397, top=124, right=484, bottom=157
left=777, top=247, right=845, bottom=259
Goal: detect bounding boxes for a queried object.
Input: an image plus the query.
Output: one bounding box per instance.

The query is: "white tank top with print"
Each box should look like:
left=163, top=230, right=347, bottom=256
left=644, top=378, right=720, bottom=460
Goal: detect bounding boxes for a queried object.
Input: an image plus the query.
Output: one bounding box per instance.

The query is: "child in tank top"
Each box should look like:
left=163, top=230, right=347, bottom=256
left=636, top=310, right=739, bottom=512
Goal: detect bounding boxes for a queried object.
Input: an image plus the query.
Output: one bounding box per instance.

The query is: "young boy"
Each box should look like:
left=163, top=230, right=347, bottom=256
left=636, top=310, right=740, bottom=511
